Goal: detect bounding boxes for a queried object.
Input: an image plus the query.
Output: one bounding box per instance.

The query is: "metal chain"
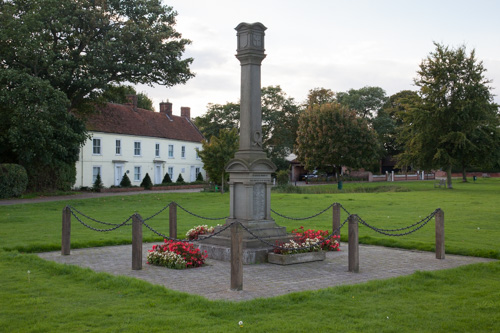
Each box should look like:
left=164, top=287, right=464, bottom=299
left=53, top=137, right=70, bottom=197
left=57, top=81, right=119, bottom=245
left=142, top=202, right=173, bottom=222
left=175, top=202, right=228, bottom=221
left=68, top=205, right=131, bottom=226
left=70, top=209, right=132, bottom=232
left=271, top=204, right=334, bottom=221
left=362, top=209, right=439, bottom=232
left=357, top=210, right=437, bottom=237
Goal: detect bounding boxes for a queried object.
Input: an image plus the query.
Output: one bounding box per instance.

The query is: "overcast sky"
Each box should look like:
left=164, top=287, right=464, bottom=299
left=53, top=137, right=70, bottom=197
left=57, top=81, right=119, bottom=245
left=135, top=0, right=500, bottom=118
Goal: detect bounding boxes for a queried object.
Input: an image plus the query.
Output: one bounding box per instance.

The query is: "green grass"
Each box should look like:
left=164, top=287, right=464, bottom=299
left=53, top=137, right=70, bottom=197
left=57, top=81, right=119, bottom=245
left=0, top=178, right=499, bottom=332
left=1, top=250, right=498, bottom=332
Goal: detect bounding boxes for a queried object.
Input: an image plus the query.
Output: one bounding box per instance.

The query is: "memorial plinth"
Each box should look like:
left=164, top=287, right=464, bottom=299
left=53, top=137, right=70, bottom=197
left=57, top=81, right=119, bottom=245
left=197, top=23, right=289, bottom=264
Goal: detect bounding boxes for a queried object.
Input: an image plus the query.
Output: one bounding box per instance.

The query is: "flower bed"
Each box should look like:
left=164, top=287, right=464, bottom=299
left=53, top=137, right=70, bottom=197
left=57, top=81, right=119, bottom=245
left=274, top=227, right=340, bottom=255
left=186, top=224, right=218, bottom=240
left=147, top=239, right=207, bottom=269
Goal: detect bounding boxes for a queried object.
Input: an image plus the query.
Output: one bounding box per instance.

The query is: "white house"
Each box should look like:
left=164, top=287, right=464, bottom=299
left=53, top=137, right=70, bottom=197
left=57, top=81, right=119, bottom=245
left=75, top=97, right=205, bottom=188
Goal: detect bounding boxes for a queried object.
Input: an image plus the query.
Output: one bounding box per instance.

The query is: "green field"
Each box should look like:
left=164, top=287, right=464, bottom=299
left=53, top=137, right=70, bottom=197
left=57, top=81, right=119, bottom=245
left=0, top=178, right=499, bottom=332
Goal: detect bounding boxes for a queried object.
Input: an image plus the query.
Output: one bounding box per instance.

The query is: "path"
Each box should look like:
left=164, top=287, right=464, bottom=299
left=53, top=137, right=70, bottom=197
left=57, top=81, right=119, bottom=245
left=37, top=243, right=495, bottom=302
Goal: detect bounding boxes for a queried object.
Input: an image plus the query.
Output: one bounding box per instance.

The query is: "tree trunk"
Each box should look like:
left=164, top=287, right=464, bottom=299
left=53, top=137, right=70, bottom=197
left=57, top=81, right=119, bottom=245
left=462, top=167, right=467, bottom=182
left=221, top=173, right=224, bottom=194
left=446, top=165, right=453, bottom=189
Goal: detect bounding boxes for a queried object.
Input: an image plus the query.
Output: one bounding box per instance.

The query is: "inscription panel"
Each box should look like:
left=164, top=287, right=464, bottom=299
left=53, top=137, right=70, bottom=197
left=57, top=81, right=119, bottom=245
left=253, top=183, right=265, bottom=220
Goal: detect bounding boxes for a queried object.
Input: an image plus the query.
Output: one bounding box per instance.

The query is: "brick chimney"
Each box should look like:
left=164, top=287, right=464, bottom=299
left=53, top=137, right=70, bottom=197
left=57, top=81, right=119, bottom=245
left=159, top=101, right=173, bottom=117
left=126, top=94, right=138, bottom=111
left=181, top=106, right=191, bottom=119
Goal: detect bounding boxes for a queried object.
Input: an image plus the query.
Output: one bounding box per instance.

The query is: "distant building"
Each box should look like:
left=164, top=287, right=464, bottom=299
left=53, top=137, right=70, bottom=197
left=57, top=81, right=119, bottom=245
left=75, top=97, right=205, bottom=188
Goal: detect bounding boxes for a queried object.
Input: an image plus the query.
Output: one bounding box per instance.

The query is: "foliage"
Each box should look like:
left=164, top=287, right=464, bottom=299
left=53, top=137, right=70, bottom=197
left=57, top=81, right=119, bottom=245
left=304, top=87, right=336, bottom=108
left=276, top=170, right=290, bottom=185
left=397, top=43, right=500, bottom=187
left=194, top=86, right=301, bottom=170
left=175, top=174, right=185, bottom=184
left=197, top=128, right=239, bottom=185
left=140, top=173, right=153, bottom=190
left=185, top=225, right=215, bottom=240
left=120, top=173, right=132, bottom=187
left=0, top=164, right=28, bottom=199
left=0, top=69, right=87, bottom=191
left=98, top=85, right=154, bottom=111
left=147, top=239, right=207, bottom=268
left=0, top=0, right=193, bottom=113
left=274, top=227, right=340, bottom=254
left=162, top=172, right=172, bottom=184
left=296, top=103, right=381, bottom=179
left=196, top=172, right=204, bottom=182
left=92, top=174, right=104, bottom=192
left=336, top=86, right=388, bottom=120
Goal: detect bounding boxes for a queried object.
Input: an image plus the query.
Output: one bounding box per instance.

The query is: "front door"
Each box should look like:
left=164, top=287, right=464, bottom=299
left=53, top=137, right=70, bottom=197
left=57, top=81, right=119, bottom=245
left=154, top=164, right=162, bottom=184
left=114, top=164, right=123, bottom=186
left=190, top=166, right=196, bottom=182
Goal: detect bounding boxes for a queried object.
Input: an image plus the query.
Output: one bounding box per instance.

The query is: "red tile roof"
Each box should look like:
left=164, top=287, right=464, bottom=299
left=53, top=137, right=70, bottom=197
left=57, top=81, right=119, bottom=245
left=85, top=103, right=204, bottom=143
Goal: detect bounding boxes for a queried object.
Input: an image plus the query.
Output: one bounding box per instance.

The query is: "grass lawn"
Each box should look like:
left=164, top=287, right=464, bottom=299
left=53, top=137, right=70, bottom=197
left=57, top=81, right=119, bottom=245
left=0, top=178, right=499, bottom=331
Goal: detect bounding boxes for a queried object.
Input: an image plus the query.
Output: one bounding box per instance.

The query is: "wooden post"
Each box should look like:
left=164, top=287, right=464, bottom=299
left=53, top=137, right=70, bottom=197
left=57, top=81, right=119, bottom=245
left=435, top=209, right=445, bottom=259
left=61, top=206, right=71, bottom=255
left=169, top=202, right=177, bottom=239
left=348, top=214, right=359, bottom=273
left=230, top=221, right=243, bottom=290
left=332, top=203, right=341, bottom=241
left=132, top=214, right=143, bottom=270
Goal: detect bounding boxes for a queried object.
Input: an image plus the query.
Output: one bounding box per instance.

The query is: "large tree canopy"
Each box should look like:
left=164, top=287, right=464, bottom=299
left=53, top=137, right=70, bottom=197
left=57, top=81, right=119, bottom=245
left=0, top=0, right=193, bottom=111
left=397, top=43, right=500, bottom=187
left=296, top=103, right=380, bottom=180
left=336, top=86, right=388, bottom=120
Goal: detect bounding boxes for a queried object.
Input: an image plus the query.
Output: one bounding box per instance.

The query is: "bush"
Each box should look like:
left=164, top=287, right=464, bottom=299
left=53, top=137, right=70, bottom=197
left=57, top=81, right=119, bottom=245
left=176, top=173, right=185, bottom=184
left=0, top=164, right=28, bottom=198
left=92, top=173, right=103, bottom=192
left=196, top=172, right=204, bottom=182
left=276, top=170, right=289, bottom=185
left=120, top=173, right=132, bottom=187
left=162, top=172, right=172, bottom=184
left=140, top=173, right=153, bottom=190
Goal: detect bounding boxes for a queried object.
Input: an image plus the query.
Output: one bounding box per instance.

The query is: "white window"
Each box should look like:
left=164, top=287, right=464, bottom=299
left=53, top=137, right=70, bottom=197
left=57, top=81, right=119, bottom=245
left=115, top=139, right=121, bottom=155
left=168, top=144, right=174, bottom=158
left=196, top=148, right=200, bottom=159
left=134, top=166, right=141, bottom=182
left=168, top=166, right=174, bottom=180
left=195, top=167, right=200, bottom=177
left=181, top=146, right=186, bottom=158
left=93, top=138, right=101, bottom=155
left=134, top=141, right=141, bottom=156
left=155, top=143, right=160, bottom=157
left=92, top=166, right=101, bottom=183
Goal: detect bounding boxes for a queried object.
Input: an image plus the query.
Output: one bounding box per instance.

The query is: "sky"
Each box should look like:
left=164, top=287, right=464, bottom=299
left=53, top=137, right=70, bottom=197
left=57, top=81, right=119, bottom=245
left=135, top=0, right=500, bottom=118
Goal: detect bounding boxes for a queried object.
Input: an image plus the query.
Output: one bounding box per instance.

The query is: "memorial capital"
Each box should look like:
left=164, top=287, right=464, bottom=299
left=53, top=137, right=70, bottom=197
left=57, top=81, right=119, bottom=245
left=235, top=22, right=267, bottom=65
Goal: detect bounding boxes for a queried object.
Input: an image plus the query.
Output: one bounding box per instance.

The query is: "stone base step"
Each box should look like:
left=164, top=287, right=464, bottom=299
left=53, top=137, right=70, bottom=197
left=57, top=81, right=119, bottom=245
left=196, top=243, right=272, bottom=264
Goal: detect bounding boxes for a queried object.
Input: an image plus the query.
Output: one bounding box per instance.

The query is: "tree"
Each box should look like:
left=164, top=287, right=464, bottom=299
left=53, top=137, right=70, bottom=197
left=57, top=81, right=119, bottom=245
left=197, top=129, right=239, bottom=187
left=92, top=173, right=104, bottom=192
left=296, top=103, right=380, bottom=183
left=120, top=173, right=132, bottom=187
left=336, top=86, right=388, bottom=120
left=175, top=173, right=185, bottom=184
left=304, top=88, right=336, bottom=108
left=99, top=85, right=155, bottom=111
left=140, top=173, right=153, bottom=189
left=194, top=86, right=301, bottom=170
left=0, top=0, right=193, bottom=112
left=0, top=70, right=87, bottom=191
left=161, top=172, right=172, bottom=184
left=397, top=43, right=500, bottom=187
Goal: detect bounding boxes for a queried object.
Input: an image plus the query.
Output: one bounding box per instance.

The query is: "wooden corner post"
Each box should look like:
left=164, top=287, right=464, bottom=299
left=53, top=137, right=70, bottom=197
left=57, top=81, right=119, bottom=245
left=348, top=214, right=359, bottom=273
left=132, top=214, right=143, bottom=270
left=435, top=209, right=445, bottom=259
left=230, top=221, right=243, bottom=290
left=169, top=202, right=177, bottom=239
left=332, top=203, right=341, bottom=240
left=61, top=206, right=71, bottom=255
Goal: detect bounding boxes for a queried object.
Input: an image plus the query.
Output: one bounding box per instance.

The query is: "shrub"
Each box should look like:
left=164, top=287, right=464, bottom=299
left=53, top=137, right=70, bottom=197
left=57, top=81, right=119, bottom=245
left=120, top=173, right=132, bottom=187
left=162, top=172, right=172, bottom=184
left=176, top=173, right=185, bottom=184
left=92, top=173, right=103, bottom=192
left=140, top=173, right=153, bottom=190
left=196, top=172, right=204, bottom=182
left=276, top=170, right=289, bottom=185
left=0, top=164, right=28, bottom=198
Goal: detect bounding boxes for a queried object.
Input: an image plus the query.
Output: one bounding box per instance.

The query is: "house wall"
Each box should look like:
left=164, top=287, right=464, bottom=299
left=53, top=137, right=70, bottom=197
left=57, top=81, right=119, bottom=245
left=75, top=131, right=205, bottom=188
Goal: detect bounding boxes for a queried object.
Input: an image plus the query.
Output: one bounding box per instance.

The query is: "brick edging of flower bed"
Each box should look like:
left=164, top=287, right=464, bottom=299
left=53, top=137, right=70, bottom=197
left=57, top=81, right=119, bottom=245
left=100, top=184, right=204, bottom=193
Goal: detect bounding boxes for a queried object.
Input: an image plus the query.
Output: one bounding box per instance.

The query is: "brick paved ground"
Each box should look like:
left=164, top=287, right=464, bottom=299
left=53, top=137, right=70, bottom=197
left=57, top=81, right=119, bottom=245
left=37, top=243, right=495, bottom=302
